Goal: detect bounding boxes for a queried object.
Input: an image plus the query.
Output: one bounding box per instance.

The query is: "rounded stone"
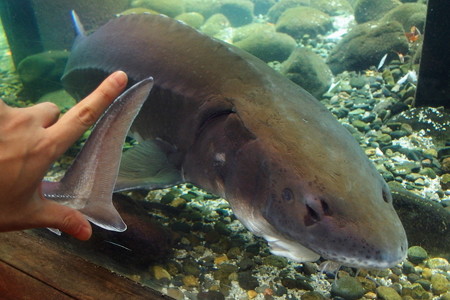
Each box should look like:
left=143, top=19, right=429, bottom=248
left=217, top=0, right=254, bottom=27
left=354, top=0, right=401, bottom=23
left=175, top=12, right=205, bottom=29
left=234, top=29, right=296, bottom=62
left=301, top=291, right=327, bottom=300
left=427, top=258, right=449, bottom=270
left=431, top=274, right=449, bottom=295
left=376, top=286, right=402, bottom=300
left=276, top=7, right=333, bottom=39
left=407, top=246, right=428, bottom=264
left=262, top=255, right=288, bottom=268
left=280, top=47, right=333, bottom=98
left=238, top=271, right=259, bottom=290
left=267, top=0, right=311, bottom=22
left=331, top=276, right=366, bottom=300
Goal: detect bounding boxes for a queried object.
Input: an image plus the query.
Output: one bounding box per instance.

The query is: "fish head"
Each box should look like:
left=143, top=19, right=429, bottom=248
left=227, top=136, right=407, bottom=269
left=217, top=100, right=408, bottom=269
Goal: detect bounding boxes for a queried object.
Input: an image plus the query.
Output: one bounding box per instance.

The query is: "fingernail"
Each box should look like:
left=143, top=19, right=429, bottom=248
left=78, top=224, right=92, bottom=241
left=111, top=71, right=127, bottom=87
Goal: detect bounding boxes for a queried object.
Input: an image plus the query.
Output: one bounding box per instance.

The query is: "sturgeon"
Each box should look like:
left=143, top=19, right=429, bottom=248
left=62, top=13, right=407, bottom=269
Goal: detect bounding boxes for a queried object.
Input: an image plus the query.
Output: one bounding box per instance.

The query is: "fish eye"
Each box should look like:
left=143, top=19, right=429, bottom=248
left=282, top=188, right=294, bottom=202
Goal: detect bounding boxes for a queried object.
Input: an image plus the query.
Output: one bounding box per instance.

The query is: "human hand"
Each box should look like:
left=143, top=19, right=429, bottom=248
left=0, top=71, right=128, bottom=240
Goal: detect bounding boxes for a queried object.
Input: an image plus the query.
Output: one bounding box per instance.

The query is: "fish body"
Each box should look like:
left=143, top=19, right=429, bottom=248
left=62, top=14, right=407, bottom=268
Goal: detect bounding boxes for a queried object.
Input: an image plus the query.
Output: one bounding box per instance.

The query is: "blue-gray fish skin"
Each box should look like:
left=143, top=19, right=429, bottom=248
left=62, top=13, right=407, bottom=269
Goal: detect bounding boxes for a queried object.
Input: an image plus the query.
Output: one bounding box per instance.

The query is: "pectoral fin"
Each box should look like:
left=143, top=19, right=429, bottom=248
left=114, top=139, right=182, bottom=192
left=43, top=77, right=154, bottom=232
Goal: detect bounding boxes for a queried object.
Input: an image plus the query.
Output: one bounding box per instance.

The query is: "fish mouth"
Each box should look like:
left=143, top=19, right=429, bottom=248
left=307, top=231, right=408, bottom=269
left=316, top=248, right=407, bottom=269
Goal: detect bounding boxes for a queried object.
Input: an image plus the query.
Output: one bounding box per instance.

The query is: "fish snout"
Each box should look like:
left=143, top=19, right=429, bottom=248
left=263, top=184, right=408, bottom=269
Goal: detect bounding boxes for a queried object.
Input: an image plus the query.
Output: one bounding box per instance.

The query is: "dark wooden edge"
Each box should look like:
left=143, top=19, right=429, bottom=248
left=0, top=231, right=171, bottom=299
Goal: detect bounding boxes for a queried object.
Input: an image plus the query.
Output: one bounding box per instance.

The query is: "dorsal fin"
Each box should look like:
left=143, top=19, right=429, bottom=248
left=71, top=10, right=86, bottom=37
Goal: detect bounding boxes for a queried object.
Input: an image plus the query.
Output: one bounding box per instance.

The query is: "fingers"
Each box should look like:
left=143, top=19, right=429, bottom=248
left=47, top=71, right=128, bottom=156
left=40, top=199, right=93, bottom=240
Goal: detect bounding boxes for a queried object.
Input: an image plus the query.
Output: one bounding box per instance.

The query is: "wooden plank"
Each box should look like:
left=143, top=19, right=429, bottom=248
left=0, top=262, right=74, bottom=300
left=0, top=231, right=168, bottom=299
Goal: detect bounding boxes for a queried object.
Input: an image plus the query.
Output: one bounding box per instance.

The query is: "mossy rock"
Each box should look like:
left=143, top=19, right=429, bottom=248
left=280, top=47, right=333, bottom=98
left=130, top=0, right=184, bottom=17
left=234, top=28, right=295, bottom=62
left=310, top=0, right=354, bottom=16
left=276, top=7, right=333, bottom=39
left=381, top=3, right=427, bottom=32
left=217, top=0, right=254, bottom=27
left=252, top=0, right=276, bottom=15
left=200, top=14, right=231, bottom=37
left=354, top=0, right=402, bottom=23
left=18, top=50, right=69, bottom=100
left=176, top=12, right=205, bottom=29
left=184, top=0, right=219, bottom=18
left=326, top=21, right=409, bottom=74
left=36, top=89, right=76, bottom=112
left=267, top=0, right=311, bottom=22
left=390, top=184, right=450, bottom=260
left=232, top=23, right=275, bottom=43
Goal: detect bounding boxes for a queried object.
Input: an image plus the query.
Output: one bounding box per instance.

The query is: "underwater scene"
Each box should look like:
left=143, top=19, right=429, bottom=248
left=1, top=0, right=450, bottom=299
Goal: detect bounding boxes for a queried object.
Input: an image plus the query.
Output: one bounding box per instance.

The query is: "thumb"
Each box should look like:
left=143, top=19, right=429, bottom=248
left=40, top=200, right=93, bottom=240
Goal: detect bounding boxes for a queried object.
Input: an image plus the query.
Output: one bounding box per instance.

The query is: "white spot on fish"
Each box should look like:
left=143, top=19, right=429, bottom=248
left=214, top=153, right=226, bottom=165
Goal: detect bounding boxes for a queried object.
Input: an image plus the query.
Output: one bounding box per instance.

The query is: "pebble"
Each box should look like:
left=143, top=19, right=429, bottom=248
left=280, top=277, right=313, bottom=291
left=262, top=255, right=288, bottom=268
left=402, top=283, right=431, bottom=299
left=426, top=258, right=449, bottom=270
left=152, top=265, right=172, bottom=280
left=330, top=276, right=366, bottom=300
left=182, top=275, right=199, bottom=287
left=301, top=291, right=327, bottom=300
left=214, top=254, right=229, bottom=265
left=238, top=271, right=259, bottom=290
left=376, top=286, right=402, bottom=300
left=431, top=274, right=449, bottom=295
left=247, top=290, right=258, bottom=299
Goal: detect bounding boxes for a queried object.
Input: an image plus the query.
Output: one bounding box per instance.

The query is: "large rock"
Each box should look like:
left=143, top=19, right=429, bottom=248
left=175, top=12, right=205, bottom=29
left=327, top=21, right=409, bottom=74
left=267, top=0, right=311, bottom=22
left=130, top=0, right=184, bottom=17
left=233, top=23, right=275, bottom=42
left=276, top=7, right=333, bottom=39
left=381, top=3, right=427, bottom=31
left=310, top=0, right=354, bottom=16
left=234, top=28, right=296, bottom=62
left=251, top=0, right=276, bottom=15
left=390, top=184, right=450, bottom=260
left=200, top=14, right=231, bottom=37
left=18, top=50, right=69, bottom=100
left=280, top=48, right=333, bottom=98
left=354, top=0, right=402, bottom=23
left=36, top=89, right=76, bottom=112
left=184, top=0, right=218, bottom=18
left=217, top=0, right=254, bottom=27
